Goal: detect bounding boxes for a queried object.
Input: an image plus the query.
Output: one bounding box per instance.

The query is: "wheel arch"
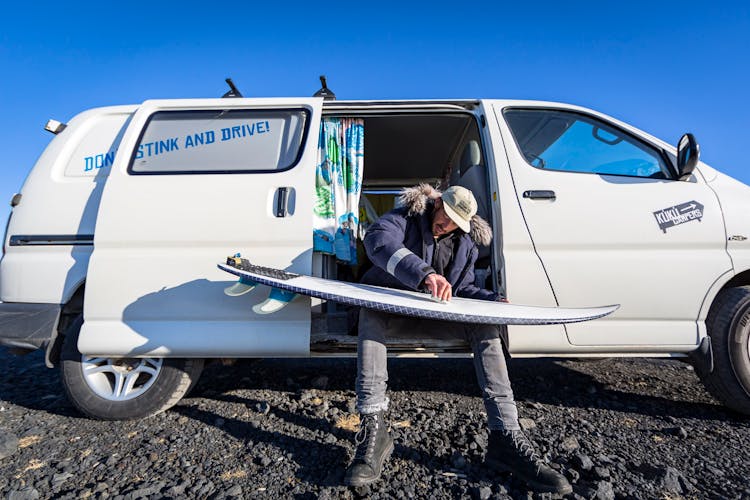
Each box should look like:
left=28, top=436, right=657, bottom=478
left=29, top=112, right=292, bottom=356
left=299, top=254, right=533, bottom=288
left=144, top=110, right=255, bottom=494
left=690, top=268, right=750, bottom=374
left=722, top=268, right=750, bottom=290
left=698, top=268, right=750, bottom=327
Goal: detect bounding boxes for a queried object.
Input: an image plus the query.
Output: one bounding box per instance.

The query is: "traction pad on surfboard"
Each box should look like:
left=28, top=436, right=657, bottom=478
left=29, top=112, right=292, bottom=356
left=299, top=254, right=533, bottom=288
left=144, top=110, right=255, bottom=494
left=225, top=256, right=300, bottom=281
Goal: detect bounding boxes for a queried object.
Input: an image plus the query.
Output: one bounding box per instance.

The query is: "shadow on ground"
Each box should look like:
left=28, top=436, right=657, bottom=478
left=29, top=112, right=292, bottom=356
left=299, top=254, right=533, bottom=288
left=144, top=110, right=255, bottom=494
left=0, top=347, right=736, bottom=424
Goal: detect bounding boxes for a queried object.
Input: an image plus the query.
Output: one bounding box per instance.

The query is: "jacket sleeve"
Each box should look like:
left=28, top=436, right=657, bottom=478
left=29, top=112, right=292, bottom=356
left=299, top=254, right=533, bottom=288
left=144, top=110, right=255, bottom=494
left=363, top=209, right=435, bottom=290
left=454, top=246, right=501, bottom=301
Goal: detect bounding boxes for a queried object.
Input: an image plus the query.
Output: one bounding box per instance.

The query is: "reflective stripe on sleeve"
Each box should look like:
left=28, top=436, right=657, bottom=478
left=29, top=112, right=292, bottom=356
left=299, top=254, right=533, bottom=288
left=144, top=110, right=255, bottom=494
left=386, top=247, right=413, bottom=276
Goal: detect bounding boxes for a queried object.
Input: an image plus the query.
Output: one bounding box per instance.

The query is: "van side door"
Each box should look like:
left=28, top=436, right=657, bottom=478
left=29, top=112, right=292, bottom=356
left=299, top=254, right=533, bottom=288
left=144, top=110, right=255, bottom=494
left=493, top=103, right=732, bottom=348
left=80, top=98, right=322, bottom=357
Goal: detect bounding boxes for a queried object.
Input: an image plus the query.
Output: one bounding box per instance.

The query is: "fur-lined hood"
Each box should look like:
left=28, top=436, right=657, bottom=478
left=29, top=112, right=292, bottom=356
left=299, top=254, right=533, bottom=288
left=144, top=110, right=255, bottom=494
left=397, top=183, right=492, bottom=247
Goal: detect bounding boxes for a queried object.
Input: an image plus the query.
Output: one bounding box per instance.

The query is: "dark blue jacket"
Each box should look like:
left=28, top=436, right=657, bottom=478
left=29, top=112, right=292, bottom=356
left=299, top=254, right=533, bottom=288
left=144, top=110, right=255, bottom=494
left=361, top=197, right=499, bottom=302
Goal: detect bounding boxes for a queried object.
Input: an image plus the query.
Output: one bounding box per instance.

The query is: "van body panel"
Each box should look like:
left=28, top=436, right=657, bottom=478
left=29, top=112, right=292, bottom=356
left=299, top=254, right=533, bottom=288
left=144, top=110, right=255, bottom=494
left=490, top=100, right=732, bottom=347
left=79, top=98, right=323, bottom=356
left=705, top=170, right=750, bottom=276
left=1, top=106, right=135, bottom=303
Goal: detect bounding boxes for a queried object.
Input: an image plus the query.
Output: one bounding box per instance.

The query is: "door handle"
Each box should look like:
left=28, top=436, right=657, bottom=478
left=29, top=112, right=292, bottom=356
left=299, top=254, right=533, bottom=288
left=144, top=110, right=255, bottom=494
left=275, top=187, right=288, bottom=217
left=523, top=190, right=556, bottom=200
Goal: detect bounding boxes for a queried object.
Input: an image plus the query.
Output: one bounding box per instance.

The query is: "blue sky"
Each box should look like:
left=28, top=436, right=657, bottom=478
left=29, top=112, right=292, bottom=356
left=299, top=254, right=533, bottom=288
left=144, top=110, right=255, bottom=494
left=1, top=1, right=749, bottom=225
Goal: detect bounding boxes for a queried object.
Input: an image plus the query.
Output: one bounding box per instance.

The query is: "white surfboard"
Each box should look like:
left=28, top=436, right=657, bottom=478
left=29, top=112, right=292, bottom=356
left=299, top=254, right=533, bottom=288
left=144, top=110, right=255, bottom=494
left=218, top=258, right=618, bottom=326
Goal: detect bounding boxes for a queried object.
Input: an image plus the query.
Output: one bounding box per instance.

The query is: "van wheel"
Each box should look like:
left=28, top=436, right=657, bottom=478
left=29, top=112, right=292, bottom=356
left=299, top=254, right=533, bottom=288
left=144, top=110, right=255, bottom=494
left=695, top=286, right=750, bottom=415
left=60, top=315, right=204, bottom=420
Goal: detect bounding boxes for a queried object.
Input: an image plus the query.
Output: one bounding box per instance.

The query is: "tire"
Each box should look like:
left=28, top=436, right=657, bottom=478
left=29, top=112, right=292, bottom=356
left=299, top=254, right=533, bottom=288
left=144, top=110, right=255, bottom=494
left=696, top=286, right=750, bottom=415
left=60, top=315, right=204, bottom=420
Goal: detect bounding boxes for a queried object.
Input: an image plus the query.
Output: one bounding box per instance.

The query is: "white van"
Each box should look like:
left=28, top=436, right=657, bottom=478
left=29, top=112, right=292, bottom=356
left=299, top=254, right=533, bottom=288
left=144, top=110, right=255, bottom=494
left=2, top=96, right=749, bottom=420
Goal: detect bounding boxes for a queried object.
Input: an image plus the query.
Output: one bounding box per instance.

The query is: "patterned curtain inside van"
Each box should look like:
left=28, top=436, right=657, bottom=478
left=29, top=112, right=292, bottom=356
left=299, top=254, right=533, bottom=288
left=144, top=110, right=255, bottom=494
left=313, top=118, right=364, bottom=264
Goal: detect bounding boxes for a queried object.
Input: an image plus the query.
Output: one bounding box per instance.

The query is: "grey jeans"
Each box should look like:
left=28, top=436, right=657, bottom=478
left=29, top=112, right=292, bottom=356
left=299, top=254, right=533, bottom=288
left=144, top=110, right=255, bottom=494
left=356, top=308, right=520, bottom=431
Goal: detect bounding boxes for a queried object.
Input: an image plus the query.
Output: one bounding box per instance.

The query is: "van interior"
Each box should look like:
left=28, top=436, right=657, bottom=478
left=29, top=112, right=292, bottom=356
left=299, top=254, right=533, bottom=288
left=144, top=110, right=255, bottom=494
left=310, top=110, right=501, bottom=353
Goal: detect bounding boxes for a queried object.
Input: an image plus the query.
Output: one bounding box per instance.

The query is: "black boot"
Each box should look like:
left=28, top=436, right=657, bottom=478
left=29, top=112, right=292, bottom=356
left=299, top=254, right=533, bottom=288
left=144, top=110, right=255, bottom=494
left=344, top=411, right=394, bottom=487
left=486, top=429, right=572, bottom=495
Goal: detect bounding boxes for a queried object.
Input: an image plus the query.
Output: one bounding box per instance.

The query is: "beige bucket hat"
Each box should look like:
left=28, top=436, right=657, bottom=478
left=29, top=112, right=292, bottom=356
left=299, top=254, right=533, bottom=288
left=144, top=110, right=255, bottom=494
left=440, top=185, right=477, bottom=233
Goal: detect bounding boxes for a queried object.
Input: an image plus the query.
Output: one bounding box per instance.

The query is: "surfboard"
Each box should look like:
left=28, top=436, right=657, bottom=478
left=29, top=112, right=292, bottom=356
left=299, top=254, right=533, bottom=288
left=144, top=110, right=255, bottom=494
left=218, top=257, right=618, bottom=326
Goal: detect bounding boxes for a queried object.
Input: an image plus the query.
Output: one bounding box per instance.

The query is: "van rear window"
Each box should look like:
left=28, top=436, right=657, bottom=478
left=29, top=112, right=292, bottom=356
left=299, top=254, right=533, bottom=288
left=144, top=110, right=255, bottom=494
left=129, top=109, right=309, bottom=174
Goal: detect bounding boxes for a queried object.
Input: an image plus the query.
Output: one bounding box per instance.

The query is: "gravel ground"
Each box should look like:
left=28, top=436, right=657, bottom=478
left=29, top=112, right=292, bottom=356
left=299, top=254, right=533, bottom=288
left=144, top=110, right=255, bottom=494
left=1, top=347, right=749, bottom=499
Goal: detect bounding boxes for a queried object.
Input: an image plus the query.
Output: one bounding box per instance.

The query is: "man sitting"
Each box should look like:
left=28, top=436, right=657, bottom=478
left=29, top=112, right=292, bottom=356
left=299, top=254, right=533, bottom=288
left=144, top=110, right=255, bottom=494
left=344, top=184, right=572, bottom=495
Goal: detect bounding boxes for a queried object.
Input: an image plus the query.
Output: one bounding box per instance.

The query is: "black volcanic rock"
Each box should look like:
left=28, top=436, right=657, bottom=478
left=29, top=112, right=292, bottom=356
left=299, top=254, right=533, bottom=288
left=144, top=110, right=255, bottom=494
left=0, top=350, right=747, bottom=499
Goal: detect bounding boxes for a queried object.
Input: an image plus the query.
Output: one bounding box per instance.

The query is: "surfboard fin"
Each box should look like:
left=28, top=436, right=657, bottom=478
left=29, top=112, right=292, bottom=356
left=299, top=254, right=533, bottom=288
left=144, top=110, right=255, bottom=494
left=224, top=276, right=258, bottom=296
left=252, top=288, right=298, bottom=315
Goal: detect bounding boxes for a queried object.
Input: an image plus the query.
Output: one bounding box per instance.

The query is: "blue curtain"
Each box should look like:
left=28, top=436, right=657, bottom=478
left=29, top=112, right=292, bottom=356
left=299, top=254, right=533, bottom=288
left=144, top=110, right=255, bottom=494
left=313, top=118, right=364, bottom=264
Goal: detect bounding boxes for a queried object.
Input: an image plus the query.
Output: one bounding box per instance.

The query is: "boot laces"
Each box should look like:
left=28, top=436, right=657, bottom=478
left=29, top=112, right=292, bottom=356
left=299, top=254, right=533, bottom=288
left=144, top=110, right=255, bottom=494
left=354, top=414, right=380, bottom=463
left=507, top=430, right=543, bottom=471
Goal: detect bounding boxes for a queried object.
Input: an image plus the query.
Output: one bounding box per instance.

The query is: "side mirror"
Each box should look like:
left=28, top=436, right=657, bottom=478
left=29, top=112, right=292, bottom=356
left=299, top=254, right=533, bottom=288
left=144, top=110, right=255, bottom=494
left=676, top=133, right=700, bottom=180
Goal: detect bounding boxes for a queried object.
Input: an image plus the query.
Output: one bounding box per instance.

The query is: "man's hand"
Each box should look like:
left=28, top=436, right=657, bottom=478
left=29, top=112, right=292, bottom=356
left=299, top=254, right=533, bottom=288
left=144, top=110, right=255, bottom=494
left=423, top=273, right=452, bottom=302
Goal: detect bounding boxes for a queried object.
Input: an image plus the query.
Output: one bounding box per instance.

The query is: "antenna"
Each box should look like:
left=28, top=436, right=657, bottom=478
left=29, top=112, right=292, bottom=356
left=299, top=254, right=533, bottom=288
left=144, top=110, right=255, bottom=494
left=313, top=75, right=336, bottom=100
left=222, top=78, right=243, bottom=98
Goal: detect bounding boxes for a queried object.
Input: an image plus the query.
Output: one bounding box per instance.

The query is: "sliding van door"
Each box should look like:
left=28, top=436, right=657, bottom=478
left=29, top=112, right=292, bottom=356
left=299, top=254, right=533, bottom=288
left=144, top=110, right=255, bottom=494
left=80, top=98, right=322, bottom=357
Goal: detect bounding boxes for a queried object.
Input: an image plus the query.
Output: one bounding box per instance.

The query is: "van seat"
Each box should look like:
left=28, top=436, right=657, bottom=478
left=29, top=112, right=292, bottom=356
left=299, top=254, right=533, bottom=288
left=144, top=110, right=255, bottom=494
left=451, top=140, right=492, bottom=287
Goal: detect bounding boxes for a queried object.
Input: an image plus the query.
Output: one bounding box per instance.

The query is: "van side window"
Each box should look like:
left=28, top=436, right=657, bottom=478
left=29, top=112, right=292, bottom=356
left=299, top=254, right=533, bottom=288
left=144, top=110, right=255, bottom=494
left=503, top=109, right=673, bottom=179
left=129, top=109, right=309, bottom=174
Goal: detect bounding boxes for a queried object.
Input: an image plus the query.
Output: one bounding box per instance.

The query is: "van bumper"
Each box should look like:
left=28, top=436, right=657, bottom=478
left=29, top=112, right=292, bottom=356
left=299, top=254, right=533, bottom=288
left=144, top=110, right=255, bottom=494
left=0, top=302, right=60, bottom=350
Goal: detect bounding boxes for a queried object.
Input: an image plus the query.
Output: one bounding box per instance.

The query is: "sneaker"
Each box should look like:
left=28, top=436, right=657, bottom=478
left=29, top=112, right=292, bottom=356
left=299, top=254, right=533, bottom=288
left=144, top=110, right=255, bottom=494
left=343, top=411, right=394, bottom=487
left=486, top=429, right=572, bottom=494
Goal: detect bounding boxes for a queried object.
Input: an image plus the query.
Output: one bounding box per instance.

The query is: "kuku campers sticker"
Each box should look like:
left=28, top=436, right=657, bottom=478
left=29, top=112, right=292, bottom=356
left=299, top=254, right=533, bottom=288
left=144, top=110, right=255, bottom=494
left=653, top=201, right=704, bottom=233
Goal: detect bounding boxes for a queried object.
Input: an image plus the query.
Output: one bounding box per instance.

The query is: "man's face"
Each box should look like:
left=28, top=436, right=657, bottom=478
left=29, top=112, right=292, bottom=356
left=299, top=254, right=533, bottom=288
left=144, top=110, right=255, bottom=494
left=432, top=198, right=459, bottom=237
